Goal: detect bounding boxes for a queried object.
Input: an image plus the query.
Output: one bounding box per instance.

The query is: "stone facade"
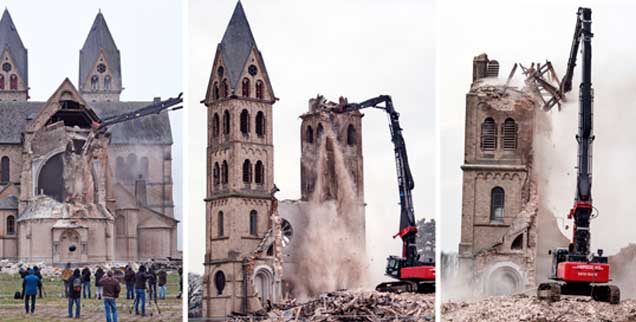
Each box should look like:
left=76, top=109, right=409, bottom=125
left=0, top=10, right=178, bottom=265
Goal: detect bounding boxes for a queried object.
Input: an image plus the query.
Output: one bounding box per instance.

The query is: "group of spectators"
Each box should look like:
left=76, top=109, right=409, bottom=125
left=18, top=262, right=181, bottom=321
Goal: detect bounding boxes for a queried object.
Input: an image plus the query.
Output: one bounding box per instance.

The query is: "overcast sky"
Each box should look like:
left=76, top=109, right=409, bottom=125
left=186, top=0, right=435, bottom=279
left=440, top=0, right=636, bottom=254
left=2, top=0, right=183, bottom=249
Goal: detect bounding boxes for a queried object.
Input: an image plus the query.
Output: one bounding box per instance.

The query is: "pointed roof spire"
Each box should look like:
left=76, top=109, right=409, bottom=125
left=0, top=8, right=27, bottom=84
left=219, top=1, right=258, bottom=89
left=79, top=11, right=121, bottom=88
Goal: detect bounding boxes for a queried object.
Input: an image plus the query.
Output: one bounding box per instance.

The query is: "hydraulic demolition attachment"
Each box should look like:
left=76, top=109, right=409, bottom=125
left=332, top=95, right=435, bottom=293
left=537, top=7, right=620, bottom=304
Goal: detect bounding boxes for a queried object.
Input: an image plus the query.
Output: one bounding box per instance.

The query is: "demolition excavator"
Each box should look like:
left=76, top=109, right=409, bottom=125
left=333, top=95, right=435, bottom=293
left=537, top=7, right=620, bottom=304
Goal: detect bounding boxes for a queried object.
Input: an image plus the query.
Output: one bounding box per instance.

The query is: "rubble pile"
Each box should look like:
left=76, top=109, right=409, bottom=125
left=442, top=295, right=636, bottom=322
left=269, top=290, right=434, bottom=321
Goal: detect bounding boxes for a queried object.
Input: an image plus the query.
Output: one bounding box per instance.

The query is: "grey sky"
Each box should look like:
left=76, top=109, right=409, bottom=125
left=3, top=0, right=183, bottom=249
left=440, top=0, right=636, bottom=254
left=187, top=0, right=435, bottom=281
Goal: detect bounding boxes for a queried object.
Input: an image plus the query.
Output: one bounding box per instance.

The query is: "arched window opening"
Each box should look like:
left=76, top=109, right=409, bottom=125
left=214, top=271, right=226, bottom=295
left=223, top=110, right=231, bottom=135
left=104, top=75, right=112, bottom=91
left=255, top=161, right=264, bottom=185
left=242, top=159, right=252, bottom=183
left=490, top=187, right=505, bottom=222
left=347, top=124, right=356, bottom=146
left=242, top=78, right=250, bottom=97
left=217, top=211, right=224, bottom=237
left=213, top=82, right=220, bottom=100
left=140, top=157, right=149, bottom=180
left=221, top=161, right=229, bottom=184
left=90, top=75, right=98, bottom=91
left=6, top=215, right=14, bottom=235
left=255, top=111, right=265, bottom=137
left=240, top=109, right=250, bottom=135
left=127, top=153, right=138, bottom=182
left=212, top=113, right=220, bottom=138
left=222, top=79, right=229, bottom=98
left=480, top=117, right=497, bottom=151
left=249, top=210, right=258, bottom=236
left=9, top=74, right=17, bottom=90
left=116, top=157, right=125, bottom=181
left=1, top=156, right=9, bottom=183
left=511, top=234, right=523, bottom=250
left=306, top=126, right=314, bottom=143
left=255, top=80, right=264, bottom=99
left=317, top=123, right=324, bottom=141
left=502, top=118, right=518, bottom=150
left=0, top=75, right=5, bottom=90
left=213, top=162, right=220, bottom=186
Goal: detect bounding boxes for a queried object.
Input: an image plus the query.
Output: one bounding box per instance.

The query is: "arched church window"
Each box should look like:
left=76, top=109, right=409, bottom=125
left=317, top=123, right=324, bottom=141
left=242, top=159, right=252, bottom=183
left=0, top=75, right=5, bottom=90
left=9, top=74, right=17, bottom=90
left=6, top=215, right=14, bottom=235
left=242, top=78, right=250, bottom=97
left=480, top=117, right=497, bottom=151
left=223, top=110, right=231, bottom=135
left=213, top=82, right=219, bottom=100
left=306, top=126, right=314, bottom=143
left=222, top=79, right=229, bottom=98
left=255, top=80, right=264, bottom=99
left=240, top=109, right=250, bottom=135
left=116, top=157, right=125, bottom=181
left=217, top=212, right=224, bottom=237
left=249, top=210, right=258, bottom=236
left=104, top=75, right=112, bottom=91
left=214, top=270, right=226, bottom=295
left=90, top=75, right=98, bottom=92
left=213, top=162, right=220, bottom=186
left=502, top=118, right=518, bottom=150
left=1, top=156, right=9, bottom=183
left=140, top=157, right=149, bottom=179
left=221, top=160, right=228, bottom=184
left=127, top=153, right=138, bottom=183
left=490, top=187, right=505, bottom=222
left=255, top=111, right=265, bottom=137
left=255, top=161, right=264, bottom=185
left=212, top=113, right=220, bottom=138
left=347, top=124, right=356, bottom=146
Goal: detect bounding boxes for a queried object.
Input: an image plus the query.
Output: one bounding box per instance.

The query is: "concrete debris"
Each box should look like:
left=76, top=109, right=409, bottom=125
left=442, top=295, right=636, bottom=322
left=0, top=259, right=179, bottom=278
left=268, top=290, right=434, bottom=322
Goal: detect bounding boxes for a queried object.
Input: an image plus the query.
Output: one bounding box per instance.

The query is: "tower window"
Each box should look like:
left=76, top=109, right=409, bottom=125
left=212, top=113, right=220, bottom=138
left=480, top=117, right=497, bottom=151
left=214, top=270, right=226, bottom=295
left=104, top=75, right=112, bottom=91
left=90, top=75, right=98, bottom=91
left=306, top=126, right=314, bottom=143
left=502, top=118, right=518, bottom=150
left=255, top=161, right=264, bottom=185
left=249, top=210, right=258, bottom=236
left=240, top=109, right=250, bottom=135
left=0, top=156, right=8, bottom=183
left=221, top=160, right=228, bottom=184
left=490, top=187, right=505, bottom=222
left=242, top=159, right=252, bottom=183
left=217, top=211, right=224, bottom=237
left=0, top=75, right=4, bottom=90
left=213, top=162, right=220, bottom=186
left=255, top=80, right=264, bottom=100
left=222, top=79, right=229, bottom=98
left=242, top=78, right=250, bottom=97
left=223, top=110, right=231, bottom=135
left=213, top=82, right=219, bottom=100
left=9, top=74, right=17, bottom=90
left=2, top=63, right=11, bottom=72
left=347, top=124, right=356, bottom=146
left=6, top=215, right=14, bottom=235
left=317, top=123, right=324, bottom=141
left=255, top=111, right=265, bottom=137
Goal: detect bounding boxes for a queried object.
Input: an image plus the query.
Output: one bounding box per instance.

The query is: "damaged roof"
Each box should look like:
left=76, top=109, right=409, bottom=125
left=0, top=9, right=28, bottom=85
left=0, top=101, right=172, bottom=145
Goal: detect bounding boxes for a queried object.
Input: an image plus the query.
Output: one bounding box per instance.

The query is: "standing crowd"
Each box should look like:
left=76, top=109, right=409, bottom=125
left=17, top=262, right=181, bottom=321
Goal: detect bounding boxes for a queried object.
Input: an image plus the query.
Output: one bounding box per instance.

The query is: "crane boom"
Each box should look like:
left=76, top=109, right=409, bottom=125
left=96, top=93, right=183, bottom=131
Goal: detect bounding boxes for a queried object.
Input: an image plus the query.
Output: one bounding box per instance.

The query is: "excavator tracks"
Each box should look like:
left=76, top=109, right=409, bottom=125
left=537, top=282, right=620, bottom=304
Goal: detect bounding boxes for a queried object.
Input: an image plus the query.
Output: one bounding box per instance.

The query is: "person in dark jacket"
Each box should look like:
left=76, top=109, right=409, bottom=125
left=67, top=269, right=82, bottom=318
left=147, top=266, right=157, bottom=301
left=95, top=266, right=105, bottom=300
left=157, top=269, right=167, bottom=299
left=23, top=268, right=40, bottom=314
left=124, top=266, right=135, bottom=300
left=81, top=267, right=91, bottom=299
left=100, top=270, right=121, bottom=322
left=32, top=266, right=43, bottom=298
left=134, top=265, right=149, bottom=316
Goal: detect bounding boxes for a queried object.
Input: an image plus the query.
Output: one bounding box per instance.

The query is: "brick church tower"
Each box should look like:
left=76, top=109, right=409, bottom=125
left=201, top=2, right=279, bottom=317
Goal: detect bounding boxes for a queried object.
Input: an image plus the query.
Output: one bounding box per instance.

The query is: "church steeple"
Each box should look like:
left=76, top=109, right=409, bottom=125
left=79, top=11, right=122, bottom=102
left=0, top=9, right=28, bottom=101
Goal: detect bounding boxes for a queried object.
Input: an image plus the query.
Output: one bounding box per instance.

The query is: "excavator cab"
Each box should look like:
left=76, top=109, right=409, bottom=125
left=549, top=248, right=569, bottom=279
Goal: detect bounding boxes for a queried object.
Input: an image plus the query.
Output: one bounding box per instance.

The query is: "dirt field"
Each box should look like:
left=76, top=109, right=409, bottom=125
left=0, top=272, right=183, bottom=322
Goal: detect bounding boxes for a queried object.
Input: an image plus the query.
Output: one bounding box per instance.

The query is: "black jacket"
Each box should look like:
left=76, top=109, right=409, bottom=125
left=157, top=270, right=167, bottom=286
left=94, top=268, right=105, bottom=287
left=134, top=271, right=149, bottom=289
left=68, top=270, right=82, bottom=299
left=124, top=269, right=136, bottom=284
left=81, top=268, right=91, bottom=282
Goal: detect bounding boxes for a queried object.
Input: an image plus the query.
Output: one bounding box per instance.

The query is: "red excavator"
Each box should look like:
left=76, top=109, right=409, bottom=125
left=333, top=95, right=435, bottom=293
left=537, top=7, right=620, bottom=304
